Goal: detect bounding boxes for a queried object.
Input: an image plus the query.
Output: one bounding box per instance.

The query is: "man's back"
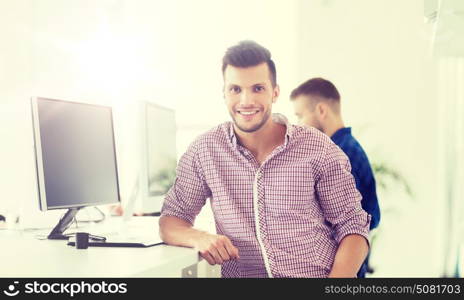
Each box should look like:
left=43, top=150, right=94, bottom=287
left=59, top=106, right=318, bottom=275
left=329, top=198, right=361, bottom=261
left=330, top=127, right=380, bottom=230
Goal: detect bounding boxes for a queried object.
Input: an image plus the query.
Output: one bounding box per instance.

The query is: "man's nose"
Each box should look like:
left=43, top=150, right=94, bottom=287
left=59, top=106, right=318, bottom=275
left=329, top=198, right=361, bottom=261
left=239, top=89, right=254, bottom=105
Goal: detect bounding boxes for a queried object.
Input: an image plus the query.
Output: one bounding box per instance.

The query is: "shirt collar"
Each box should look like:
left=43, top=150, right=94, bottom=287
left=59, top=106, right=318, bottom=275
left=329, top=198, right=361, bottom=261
left=331, top=127, right=352, bottom=142
left=228, top=113, right=293, bottom=148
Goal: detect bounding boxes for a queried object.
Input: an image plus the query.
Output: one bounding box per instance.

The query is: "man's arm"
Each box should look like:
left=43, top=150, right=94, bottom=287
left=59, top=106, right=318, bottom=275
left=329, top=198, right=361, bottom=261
left=159, top=138, right=240, bottom=265
left=351, top=154, right=381, bottom=230
left=159, top=215, right=239, bottom=265
left=315, top=142, right=371, bottom=277
left=159, top=140, right=238, bottom=265
left=328, top=234, right=369, bottom=278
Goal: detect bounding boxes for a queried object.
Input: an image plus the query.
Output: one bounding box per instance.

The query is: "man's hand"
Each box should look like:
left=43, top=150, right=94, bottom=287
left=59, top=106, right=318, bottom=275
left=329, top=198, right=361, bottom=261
left=193, top=233, right=240, bottom=265
left=159, top=216, right=239, bottom=265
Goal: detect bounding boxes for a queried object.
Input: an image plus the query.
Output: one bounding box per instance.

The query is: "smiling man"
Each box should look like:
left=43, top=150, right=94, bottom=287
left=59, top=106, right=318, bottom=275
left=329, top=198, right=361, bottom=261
left=159, top=40, right=371, bottom=278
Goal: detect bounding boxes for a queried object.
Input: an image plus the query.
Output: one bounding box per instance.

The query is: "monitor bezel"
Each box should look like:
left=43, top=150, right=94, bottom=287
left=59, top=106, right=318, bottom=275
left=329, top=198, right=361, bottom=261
left=31, top=96, right=121, bottom=211
left=143, top=101, right=177, bottom=197
left=137, top=101, right=177, bottom=214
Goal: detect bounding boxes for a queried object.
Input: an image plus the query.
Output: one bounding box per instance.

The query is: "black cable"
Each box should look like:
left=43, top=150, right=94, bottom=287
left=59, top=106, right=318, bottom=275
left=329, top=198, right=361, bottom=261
left=63, top=232, right=106, bottom=242
left=94, top=207, right=106, bottom=222
left=69, top=207, right=107, bottom=241
left=74, top=206, right=106, bottom=224
left=66, top=214, right=106, bottom=241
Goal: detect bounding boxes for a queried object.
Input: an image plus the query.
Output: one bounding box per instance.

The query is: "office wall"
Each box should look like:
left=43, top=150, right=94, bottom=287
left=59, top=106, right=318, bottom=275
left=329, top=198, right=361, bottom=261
left=437, top=57, right=464, bottom=276
left=295, top=0, right=442, bottom=276
left=0, top=0, right=35, bottom=220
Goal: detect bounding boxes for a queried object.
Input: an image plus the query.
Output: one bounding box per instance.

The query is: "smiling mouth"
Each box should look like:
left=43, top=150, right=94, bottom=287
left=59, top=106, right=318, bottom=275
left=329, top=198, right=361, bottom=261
left=237, top=110, right=260, bottom=116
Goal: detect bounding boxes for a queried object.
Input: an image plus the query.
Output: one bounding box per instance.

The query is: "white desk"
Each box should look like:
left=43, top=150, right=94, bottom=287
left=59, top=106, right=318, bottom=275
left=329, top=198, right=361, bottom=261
left=0, top=217, right=217, bottom=278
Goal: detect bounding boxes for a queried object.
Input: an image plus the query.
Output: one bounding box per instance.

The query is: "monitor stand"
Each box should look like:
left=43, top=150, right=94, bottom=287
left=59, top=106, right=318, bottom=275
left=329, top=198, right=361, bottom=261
left=47, top=207, right=81, bottom=240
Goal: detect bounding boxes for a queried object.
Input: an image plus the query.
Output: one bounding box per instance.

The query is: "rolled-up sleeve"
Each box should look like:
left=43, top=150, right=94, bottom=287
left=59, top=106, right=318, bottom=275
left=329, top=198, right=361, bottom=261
left=315, top=142, right=371, bottom=245
left=161, top=141, right=212, bottom=225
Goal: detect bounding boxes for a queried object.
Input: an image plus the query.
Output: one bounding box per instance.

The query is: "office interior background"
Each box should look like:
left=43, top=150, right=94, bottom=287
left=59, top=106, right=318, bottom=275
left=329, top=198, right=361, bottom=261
left=0, top=0, right=463, bottom=277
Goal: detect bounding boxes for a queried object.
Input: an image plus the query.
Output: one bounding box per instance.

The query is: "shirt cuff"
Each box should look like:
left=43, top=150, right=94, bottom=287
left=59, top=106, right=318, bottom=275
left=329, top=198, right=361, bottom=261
left=334, top=212, right=371, bottom=248
left=160, top=209, right=196, bottom=226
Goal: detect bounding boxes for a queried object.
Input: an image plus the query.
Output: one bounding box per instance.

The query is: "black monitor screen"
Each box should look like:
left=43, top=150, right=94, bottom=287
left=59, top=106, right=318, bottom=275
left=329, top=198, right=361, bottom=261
left=32, top=97, right=120, bottom=210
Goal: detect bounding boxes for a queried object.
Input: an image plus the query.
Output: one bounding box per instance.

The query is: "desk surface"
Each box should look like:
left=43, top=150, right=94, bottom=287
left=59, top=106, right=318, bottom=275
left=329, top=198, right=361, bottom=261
left=0, top=217, right=201, bottom=277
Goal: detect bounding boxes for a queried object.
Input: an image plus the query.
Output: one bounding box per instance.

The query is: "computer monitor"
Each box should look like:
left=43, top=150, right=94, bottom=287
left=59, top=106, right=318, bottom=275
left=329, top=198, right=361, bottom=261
left=31, top=97, right=121, bottom=239
left=137, top=101, right=177, bottom=214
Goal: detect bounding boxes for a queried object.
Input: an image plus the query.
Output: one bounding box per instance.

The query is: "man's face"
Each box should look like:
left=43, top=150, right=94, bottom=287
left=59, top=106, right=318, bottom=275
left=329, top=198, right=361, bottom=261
left=223, top=62, right=279, bottom=133
left=292, top=95, right=323, bottom=132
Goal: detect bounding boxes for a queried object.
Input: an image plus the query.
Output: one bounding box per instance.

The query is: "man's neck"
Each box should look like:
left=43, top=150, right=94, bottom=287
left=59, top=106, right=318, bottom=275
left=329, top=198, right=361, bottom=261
left=324, top=117, right=345, bottom=138
left=235, top=118, right=286, bottom=163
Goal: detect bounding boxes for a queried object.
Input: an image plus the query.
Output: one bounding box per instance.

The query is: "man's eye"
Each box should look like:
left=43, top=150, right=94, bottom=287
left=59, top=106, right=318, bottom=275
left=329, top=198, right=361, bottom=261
left=254, top=86, right=265, bottom=92
left=230, top=86, right=241, bottom=93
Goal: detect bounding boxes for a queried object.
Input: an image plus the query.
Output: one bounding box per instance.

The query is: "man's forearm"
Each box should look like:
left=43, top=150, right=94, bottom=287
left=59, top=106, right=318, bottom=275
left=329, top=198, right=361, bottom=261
left=328, top=234, right=369, bottom=278
left=159, top=215, right=207, bottom=248
left=159, top=215, right=240, bottom=265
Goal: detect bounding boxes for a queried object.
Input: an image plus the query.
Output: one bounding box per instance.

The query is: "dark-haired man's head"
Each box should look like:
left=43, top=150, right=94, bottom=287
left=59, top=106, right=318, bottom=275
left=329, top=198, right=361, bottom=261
left=222, top=40, right=276, bottom=87
left=290, top=77, right=342, bottom=135
left=222, top=41, right=280, bottom=134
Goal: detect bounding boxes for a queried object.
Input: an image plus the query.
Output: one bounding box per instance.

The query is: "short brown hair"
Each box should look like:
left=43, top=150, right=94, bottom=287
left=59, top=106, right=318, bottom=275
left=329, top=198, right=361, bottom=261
left=290, top=77, right=341, bottom=112
left=290, top=77, right=340, bottom=100
left=222, top=40, right=277, bottom=87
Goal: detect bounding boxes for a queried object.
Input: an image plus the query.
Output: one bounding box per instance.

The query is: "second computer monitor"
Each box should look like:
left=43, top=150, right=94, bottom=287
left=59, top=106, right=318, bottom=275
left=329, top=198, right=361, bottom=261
left=138, top=101, right=177, bottom=213
left=147, top=103, right=177, bottom=196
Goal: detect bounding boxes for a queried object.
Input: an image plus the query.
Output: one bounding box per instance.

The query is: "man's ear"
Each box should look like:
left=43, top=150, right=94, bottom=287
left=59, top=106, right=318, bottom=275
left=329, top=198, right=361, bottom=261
left=272, top=85, right=280, bottom=103
left=316, top=102, right=329, bottom=119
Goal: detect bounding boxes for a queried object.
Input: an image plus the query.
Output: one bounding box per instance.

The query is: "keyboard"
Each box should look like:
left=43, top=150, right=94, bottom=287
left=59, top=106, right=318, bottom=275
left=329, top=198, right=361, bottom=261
left=67, top=240, right=163, bottom=248
left=66, top=216, right=164, bottom=248
left=67, top=232, right=164, bottom=248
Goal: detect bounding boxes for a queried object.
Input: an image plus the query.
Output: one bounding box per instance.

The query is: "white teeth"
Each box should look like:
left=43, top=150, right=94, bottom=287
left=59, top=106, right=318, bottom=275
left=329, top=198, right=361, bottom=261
left=239, top=111, right=258, bottom=115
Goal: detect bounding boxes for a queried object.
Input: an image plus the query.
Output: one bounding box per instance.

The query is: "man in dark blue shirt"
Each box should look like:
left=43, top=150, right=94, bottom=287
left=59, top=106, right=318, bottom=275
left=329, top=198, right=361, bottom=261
left=290, top=78, right=380, bottom=278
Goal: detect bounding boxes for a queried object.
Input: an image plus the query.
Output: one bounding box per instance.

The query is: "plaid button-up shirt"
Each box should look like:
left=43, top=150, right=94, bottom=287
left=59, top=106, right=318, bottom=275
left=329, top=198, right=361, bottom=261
left=161, top=114, right=371, bottom=278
